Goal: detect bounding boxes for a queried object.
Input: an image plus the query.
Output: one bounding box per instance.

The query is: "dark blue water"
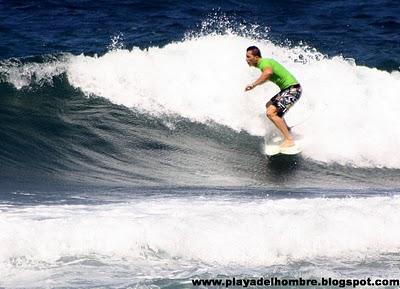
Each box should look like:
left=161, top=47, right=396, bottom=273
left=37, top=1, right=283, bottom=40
left=1, top=1, right=400, bottom=288
left=1, top=0, right=399, bottom=69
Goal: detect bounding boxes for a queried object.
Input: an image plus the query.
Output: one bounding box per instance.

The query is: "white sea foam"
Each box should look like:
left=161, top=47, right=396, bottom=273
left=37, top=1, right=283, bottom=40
left=1, top=196, right=400, bottom=285
left=0, top=57, right=67, bottom=89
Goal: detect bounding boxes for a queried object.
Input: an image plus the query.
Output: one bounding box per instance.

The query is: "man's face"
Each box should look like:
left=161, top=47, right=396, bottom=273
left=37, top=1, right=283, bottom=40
left=246, top=51, right=259, bottom=67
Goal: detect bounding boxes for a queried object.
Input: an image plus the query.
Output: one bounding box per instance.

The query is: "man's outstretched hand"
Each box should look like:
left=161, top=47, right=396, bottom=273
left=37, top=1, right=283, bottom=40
left=245, top=84, right=255, bottom=91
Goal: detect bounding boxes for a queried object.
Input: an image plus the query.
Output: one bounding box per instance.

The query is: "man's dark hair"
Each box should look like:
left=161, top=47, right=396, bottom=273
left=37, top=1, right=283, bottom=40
left=247, top=46, right=262, bottom=57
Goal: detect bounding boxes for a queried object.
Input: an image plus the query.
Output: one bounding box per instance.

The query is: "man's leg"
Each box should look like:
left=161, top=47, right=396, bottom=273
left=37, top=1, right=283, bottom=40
left=283, top=118, right=291, bottom=132
left=266, top=102, right=294, bottom=147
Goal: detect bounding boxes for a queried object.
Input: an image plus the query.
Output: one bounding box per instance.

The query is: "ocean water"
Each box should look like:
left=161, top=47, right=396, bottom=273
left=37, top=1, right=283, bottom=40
left=1, top=1, right=400, bottom=288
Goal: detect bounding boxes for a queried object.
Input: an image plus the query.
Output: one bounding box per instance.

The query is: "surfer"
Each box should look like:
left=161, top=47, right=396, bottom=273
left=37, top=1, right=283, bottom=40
left=245, top=46, right=302, bottom=148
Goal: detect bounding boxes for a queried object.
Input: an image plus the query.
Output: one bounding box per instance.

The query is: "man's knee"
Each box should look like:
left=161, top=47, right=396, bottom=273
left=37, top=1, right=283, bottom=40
left=266, top=105, right=278, bottom=119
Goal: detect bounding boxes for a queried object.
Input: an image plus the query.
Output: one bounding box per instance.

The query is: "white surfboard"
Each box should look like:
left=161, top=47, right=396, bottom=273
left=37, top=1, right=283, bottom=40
left=264, top=137, right=301, bottom=156
left=264, top=143, right=302, bottom=156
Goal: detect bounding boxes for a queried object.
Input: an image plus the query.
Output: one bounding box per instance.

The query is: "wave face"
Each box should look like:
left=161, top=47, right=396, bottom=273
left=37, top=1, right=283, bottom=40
left=1, top=33, right=400, bottom=190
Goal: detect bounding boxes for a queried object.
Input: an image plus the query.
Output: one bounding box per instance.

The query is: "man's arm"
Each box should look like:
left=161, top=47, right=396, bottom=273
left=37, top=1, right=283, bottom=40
left=245, top=67, right=273, bottom=91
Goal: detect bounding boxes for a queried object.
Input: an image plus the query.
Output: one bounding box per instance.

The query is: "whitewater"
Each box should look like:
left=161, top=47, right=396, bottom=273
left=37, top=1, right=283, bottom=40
left=2, top=193, right=400, bottom=288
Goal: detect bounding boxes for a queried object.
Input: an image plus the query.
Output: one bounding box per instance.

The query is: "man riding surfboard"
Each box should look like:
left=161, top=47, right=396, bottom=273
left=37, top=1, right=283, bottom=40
left=245, top=46, right=302, bottom=148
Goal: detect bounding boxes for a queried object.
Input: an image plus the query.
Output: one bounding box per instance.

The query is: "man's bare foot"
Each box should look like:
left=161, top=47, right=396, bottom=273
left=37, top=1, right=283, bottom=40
left=280, top=139, right=295, bottom=148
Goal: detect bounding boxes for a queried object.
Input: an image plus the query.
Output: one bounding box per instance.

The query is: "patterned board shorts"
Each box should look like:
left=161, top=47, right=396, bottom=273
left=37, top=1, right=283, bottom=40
left=269, top=84, right=302, bottom=117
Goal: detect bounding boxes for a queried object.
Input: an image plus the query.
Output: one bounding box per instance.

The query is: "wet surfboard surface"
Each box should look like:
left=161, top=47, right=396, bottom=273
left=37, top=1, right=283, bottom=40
left=264, top=144, right=302, bottom=156
left=263, top=135, right=302, bottom=157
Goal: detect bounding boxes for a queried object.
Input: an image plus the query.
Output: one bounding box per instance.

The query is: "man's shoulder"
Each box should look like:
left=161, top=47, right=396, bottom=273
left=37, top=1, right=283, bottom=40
left=258, top=58, right=274, bottom=70
left=264, top=58, right=278, bottom=64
